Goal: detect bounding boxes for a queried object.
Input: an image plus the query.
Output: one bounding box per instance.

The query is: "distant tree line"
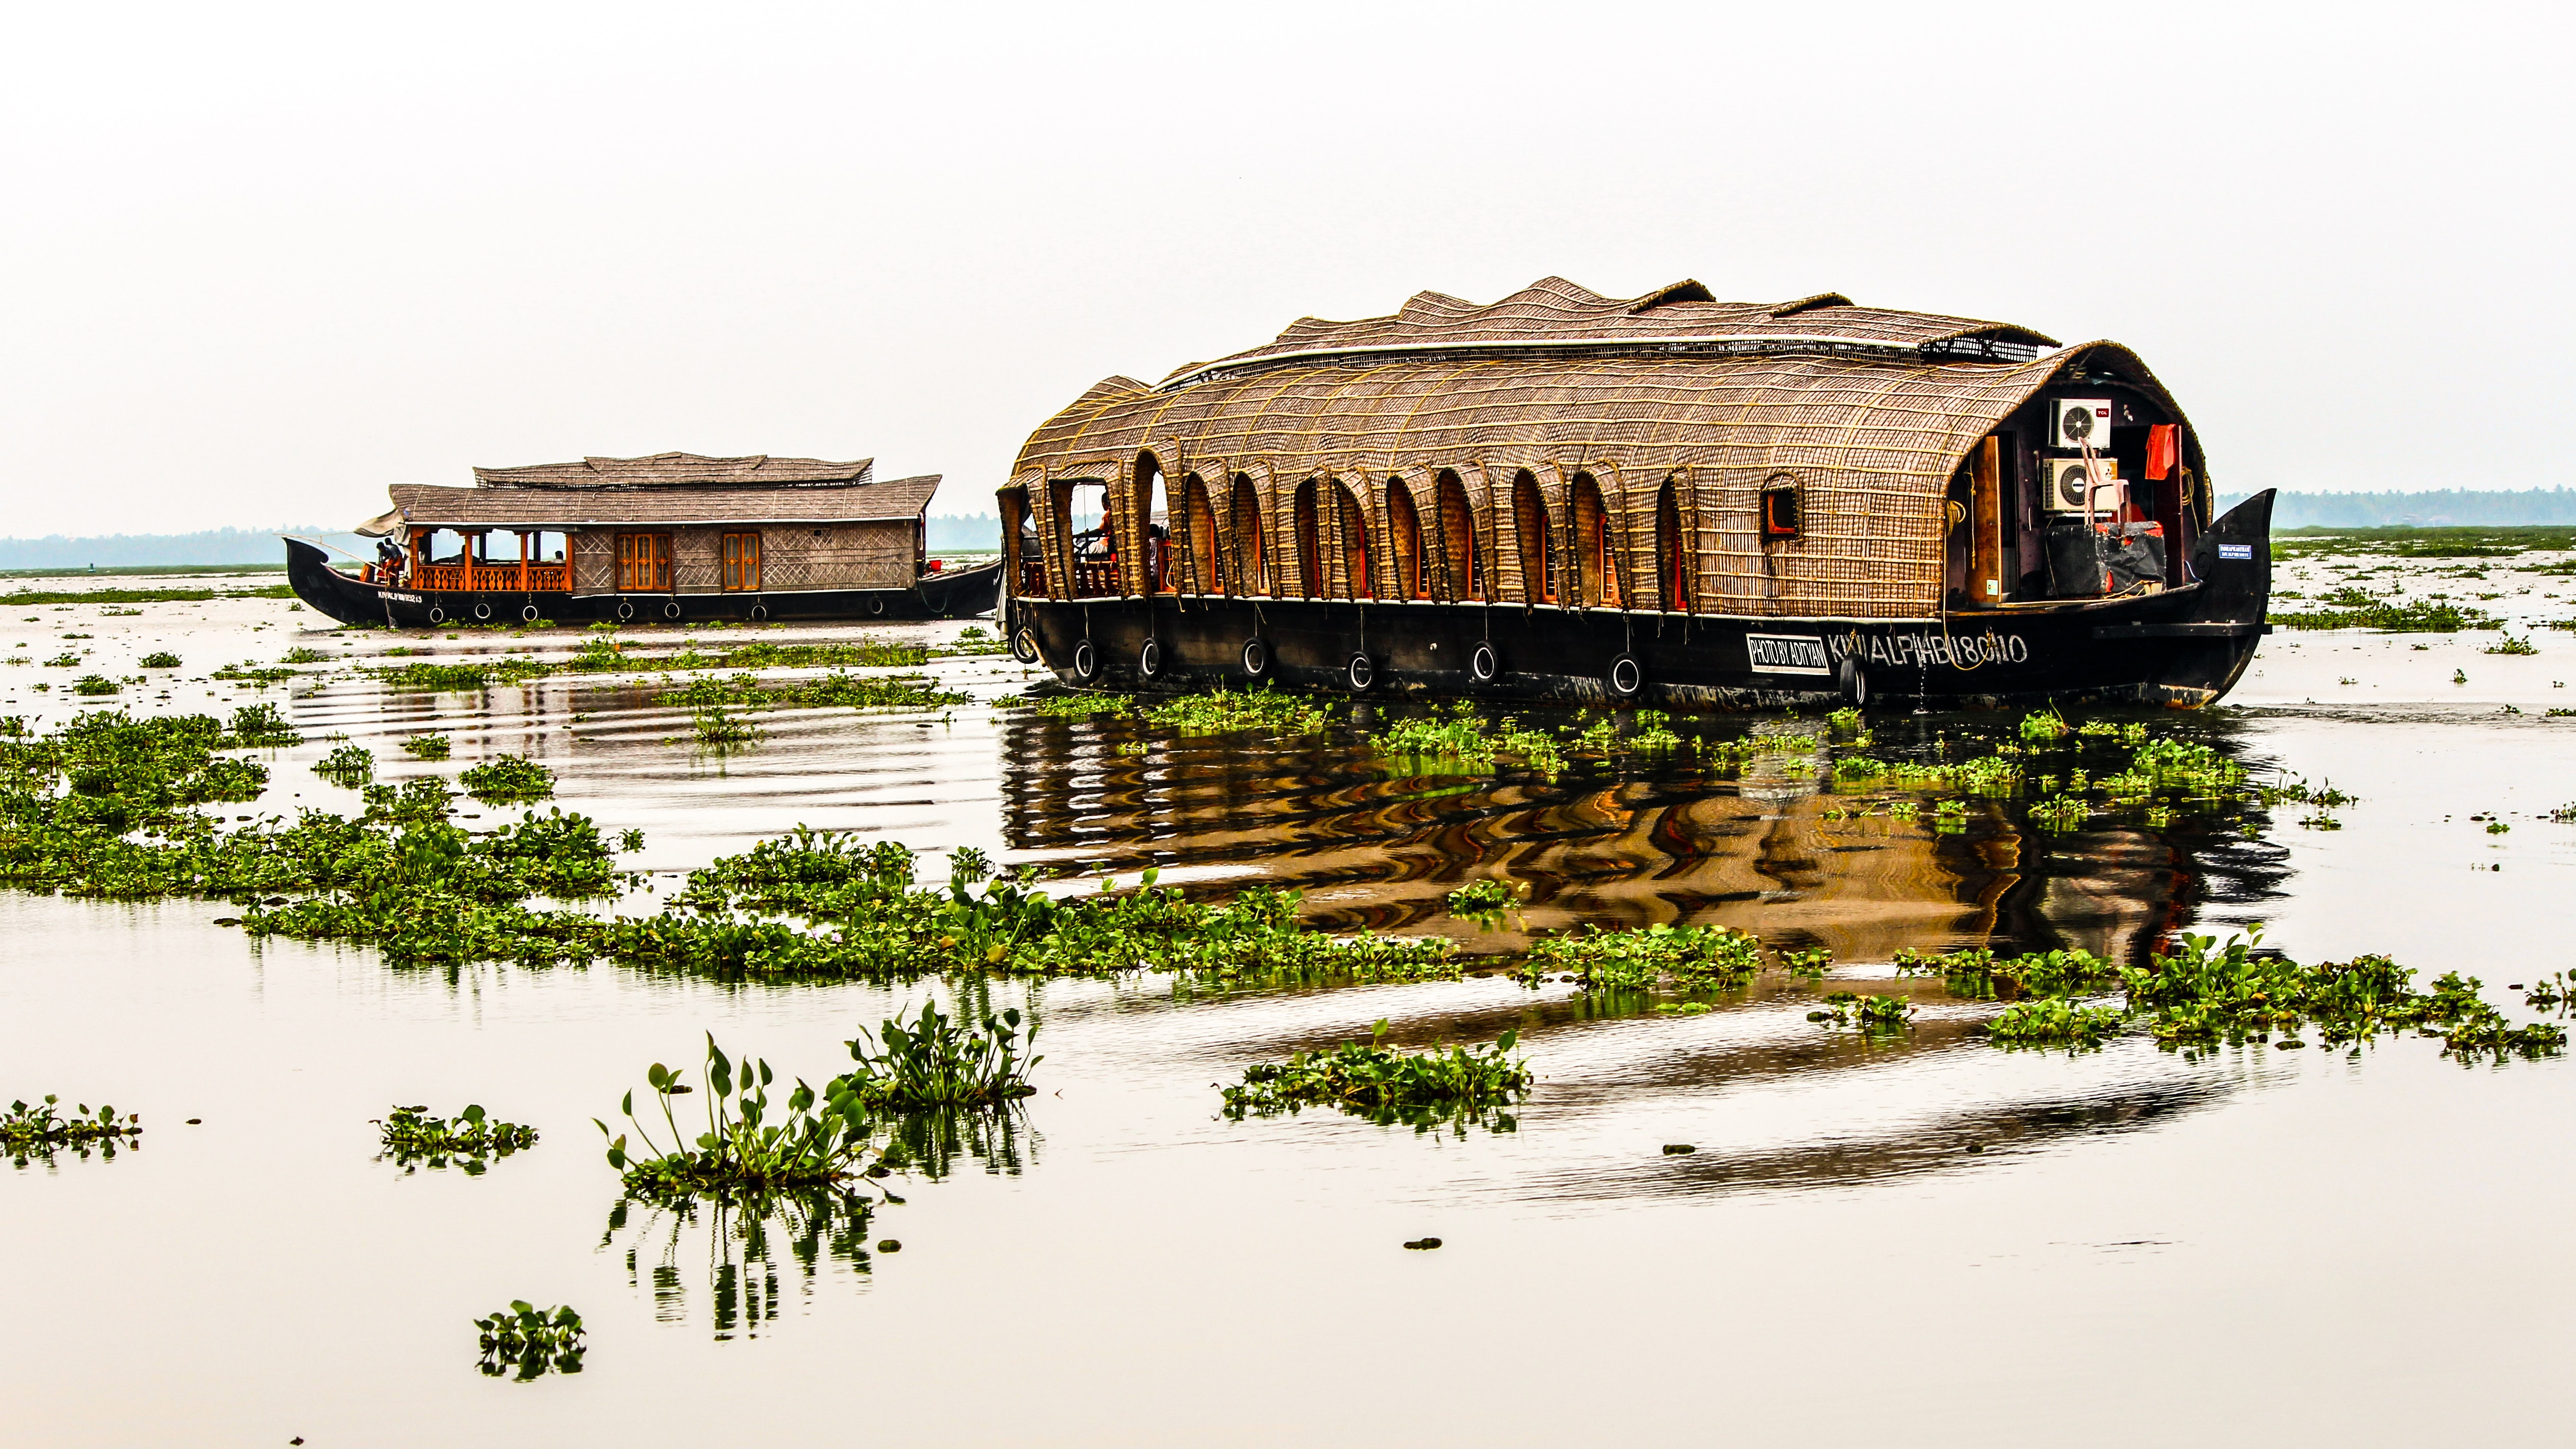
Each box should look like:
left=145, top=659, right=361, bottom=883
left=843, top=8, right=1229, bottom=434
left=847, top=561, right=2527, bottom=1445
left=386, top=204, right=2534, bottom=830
left=2219, top=488, right=2576, bottom=527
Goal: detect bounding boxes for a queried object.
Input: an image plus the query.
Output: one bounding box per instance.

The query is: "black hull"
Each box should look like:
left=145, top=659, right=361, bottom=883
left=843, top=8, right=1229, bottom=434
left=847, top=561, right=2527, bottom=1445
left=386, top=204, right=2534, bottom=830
left=285, top=540, right=1001, bottom=628
left=1010, top=493, right=2275, bottom=710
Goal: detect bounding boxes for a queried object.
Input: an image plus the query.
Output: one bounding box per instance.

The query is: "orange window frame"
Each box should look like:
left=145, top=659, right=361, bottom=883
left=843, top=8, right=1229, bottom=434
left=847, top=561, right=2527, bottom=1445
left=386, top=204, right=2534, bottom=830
left=617, top=532, right=674, bottom=591
left=720, top=532, right=762, bottom=592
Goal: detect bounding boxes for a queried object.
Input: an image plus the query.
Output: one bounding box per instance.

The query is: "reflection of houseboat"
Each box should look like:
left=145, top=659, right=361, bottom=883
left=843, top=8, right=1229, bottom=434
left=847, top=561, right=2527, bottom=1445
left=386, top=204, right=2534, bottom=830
left=997, top=278, right=2270, bottom=707
left=286, top=452, right=1000, bottom=628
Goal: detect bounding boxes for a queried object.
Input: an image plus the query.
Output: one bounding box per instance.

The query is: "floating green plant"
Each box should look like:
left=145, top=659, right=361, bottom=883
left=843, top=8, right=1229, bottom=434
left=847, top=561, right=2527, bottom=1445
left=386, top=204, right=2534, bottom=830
left=474, top=1302, right=584, bottom=1380
left=1140, top=683, right=1328, bottom=736
left=2484, top=635, right=2538, bottom=655
left=314, top=743, right=374, bottom=786
left=1900, top=930, right=2565, bottom=1062
left=1444, top=878, right=1525, bottom=922
left=1221, top=1020, right=1531, bottom=1133
left=227, top=703, right=301, bottom=747
left=400, top=733, right=451, bottom=759
left=1806, top=992, right=1914, bottom=1032
left=378, top=1103, right=537, bottom=1173
left=598, top=1034, right=878, bottom=1198
left=2272, top=586, right=2498, bottom=632
left=1518, top=922, right=1763, bottom=993
left=4, top=1095, right=141, bottom=1165
left=834, top=1002, right=1040, bottom=1110
left=458, top=755, right=555, bottom=801
left=69, top=674, right=118, bottom=696
left=280, top=646, right=332, bottom=664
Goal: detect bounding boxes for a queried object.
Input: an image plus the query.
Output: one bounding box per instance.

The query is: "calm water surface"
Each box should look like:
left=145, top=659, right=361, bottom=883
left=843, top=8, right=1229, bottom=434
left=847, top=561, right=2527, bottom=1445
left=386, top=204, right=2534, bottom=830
left=3, top=566, right=2573, bottom=1446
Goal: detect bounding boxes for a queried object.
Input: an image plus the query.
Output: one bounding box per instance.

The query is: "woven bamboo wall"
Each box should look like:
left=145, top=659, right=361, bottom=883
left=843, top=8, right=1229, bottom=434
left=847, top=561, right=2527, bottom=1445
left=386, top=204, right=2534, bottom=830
left=572, top=531, right=616, bottom=594
left=1003, top=340, right=2191, bottom=620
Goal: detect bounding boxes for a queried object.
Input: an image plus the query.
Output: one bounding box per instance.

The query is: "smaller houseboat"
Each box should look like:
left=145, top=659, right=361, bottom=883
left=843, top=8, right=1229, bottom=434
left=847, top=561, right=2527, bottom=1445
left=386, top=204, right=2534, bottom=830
left=286, top=452, right=1000, bottom=627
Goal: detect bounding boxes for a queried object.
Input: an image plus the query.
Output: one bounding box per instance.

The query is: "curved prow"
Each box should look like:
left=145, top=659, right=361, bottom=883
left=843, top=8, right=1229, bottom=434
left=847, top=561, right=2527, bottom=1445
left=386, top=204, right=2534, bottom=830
left=283, top=536, right=381, bottom=626
left=2188, top=488, right=2274, bottom=625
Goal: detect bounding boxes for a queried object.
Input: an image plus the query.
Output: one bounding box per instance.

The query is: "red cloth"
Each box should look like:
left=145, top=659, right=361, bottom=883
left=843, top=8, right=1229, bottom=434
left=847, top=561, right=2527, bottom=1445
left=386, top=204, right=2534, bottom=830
left=2145, top=424, right=2179, bottom=481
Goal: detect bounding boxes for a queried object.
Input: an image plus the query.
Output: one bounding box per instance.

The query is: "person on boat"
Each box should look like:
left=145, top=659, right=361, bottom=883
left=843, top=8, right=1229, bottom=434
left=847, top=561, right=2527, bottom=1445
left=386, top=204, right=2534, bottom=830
left=375, top=536, right=406, bottom=585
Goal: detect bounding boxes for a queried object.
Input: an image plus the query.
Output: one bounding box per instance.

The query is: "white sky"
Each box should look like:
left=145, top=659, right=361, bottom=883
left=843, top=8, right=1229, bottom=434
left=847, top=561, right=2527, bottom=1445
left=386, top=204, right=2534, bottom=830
left=2, top=1, right=2564, bottom=535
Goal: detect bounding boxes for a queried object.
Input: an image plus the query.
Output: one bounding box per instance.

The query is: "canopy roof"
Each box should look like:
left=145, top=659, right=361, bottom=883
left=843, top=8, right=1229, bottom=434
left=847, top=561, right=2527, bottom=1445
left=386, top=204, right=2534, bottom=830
left=1159, top=276, right=2058, bottom=388
left=381, top=473, right=941, bottom=529
left=472, top=451, right=874, bottom=489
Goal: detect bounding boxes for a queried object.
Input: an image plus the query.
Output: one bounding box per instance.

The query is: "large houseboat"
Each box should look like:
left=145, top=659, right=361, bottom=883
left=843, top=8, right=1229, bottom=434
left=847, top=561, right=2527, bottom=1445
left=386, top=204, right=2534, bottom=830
left=997, top=277, right=2270, bottom=708
left=286, top=452, right=1000, bottom=627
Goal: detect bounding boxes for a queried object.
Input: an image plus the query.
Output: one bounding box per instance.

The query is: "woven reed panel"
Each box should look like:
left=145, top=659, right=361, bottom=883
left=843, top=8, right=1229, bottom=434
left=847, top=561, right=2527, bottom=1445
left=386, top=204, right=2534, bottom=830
left=571, top=531, right=616, bottom=595
left=1005, top=335, right=2190, bottom=621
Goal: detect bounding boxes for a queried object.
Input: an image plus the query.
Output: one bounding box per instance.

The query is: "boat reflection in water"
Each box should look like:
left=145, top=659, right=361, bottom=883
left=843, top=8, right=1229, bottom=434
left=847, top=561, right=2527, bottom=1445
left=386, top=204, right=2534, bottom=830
left=996, top=704, right=2287, bottom=971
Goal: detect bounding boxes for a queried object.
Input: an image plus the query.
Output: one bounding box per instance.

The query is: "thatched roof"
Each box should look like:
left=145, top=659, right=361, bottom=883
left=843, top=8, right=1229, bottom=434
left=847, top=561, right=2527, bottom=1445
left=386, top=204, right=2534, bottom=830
left=473, top=452, right=874, bottom=489
left=388, top=473, right=941, bottom=528
left=1003, top=277, right=2194, bottom=620
left=1160, top=276, right=2058, bottom=387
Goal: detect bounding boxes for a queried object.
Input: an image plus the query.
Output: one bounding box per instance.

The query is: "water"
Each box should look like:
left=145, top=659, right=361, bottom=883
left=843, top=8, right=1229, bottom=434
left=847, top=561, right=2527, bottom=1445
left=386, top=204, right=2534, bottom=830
left=3, top=563, right=2573, bottom=1446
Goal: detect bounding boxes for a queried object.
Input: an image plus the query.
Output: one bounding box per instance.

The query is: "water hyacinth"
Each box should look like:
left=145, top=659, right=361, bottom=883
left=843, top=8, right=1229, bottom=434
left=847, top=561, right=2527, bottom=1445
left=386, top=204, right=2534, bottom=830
left=1222, top=1020, right=1533, bottom=1133
left=377, top=1103, right=538, bottom=1174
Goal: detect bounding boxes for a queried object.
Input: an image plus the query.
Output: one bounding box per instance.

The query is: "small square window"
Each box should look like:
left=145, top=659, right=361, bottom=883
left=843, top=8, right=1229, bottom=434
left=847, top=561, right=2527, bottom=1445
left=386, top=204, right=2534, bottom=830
left=1761, top=476, right=1802, bottom=541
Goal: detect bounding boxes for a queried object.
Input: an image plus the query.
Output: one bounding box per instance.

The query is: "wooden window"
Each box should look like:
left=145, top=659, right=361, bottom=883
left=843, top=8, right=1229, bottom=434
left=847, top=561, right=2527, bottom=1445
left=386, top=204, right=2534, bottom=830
left=720, top=532, right=763, bottom=592
left=616, top=532, right=674, bottom=591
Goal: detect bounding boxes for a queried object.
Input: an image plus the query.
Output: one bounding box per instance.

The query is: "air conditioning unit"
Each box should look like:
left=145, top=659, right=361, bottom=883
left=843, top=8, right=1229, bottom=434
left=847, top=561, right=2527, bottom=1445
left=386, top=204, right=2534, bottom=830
left=2053, top=397, right=2114, bottom=451
left=2042, top=454, right=2122, bottom=514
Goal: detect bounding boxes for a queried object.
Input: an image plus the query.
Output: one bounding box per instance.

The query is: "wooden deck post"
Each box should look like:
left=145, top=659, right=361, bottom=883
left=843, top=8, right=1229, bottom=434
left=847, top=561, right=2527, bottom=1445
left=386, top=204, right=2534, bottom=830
left=1969, top=436, right=2004, bottom=606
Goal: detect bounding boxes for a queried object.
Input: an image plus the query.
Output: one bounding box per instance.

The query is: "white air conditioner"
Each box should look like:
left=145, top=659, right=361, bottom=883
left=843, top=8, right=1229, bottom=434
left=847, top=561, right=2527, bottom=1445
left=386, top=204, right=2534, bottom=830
left=2042, top=455, right=2122, bottom=514
left=2052, top=397, right=2114, bottom=451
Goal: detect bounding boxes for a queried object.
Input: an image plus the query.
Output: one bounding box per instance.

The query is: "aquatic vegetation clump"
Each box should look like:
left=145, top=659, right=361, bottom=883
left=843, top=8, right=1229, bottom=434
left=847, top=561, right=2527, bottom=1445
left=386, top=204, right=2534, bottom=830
left=458, top=754, right=555, bottom=801
left=139, top=651, right=181, bottom=669
left=1140, top=684, right=1329, bottom=736
left=1900, top=931, right=2566, bottom=1063
left=399, top=733, right=450, bottom=759
left=1377, top=702, right=1569, bottom=777
left=1221, top=1021, right=1531, bottom=1133
left=1806, top=992, right=1915, bottom=1032
left=598, top=1035, right=878, bottom=1198
left=70, top=674, right=119, bottom=696
left=377, top=1103, right=536, bottom=1172
left=474, top=1302, right=585, bottom=1380
left=1894, top=946, right=2119, bottom=1001
left=2271, top=586, right=2498, bottom=632
left=374, top=659, right=554, bottom=691
left=1014, top=692, right=1135, bottom=718
left=1985, top=997, right=2129, bottom=1050
left=1519, top=922, right=1764, bottom=992
left=834, top=1002, right=1040, bottom=1109
left=313, top=743, right=373, bottom=786
left=4, top=1096, right=141, bottom=1165
left=1444, top=878, right=1525, bottom=922
left=227, top=703, right=301, bottom=747
left=2483, top=634, right=2539, bottom=655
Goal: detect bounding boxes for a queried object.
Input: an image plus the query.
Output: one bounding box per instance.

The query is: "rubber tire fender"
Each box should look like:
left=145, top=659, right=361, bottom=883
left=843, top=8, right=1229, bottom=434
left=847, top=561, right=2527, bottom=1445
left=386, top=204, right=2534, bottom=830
left=1469, top=641, right=1500, bottom=684
left=1241, top=637, right=1270, bottom=678
left=1606, top=653, right=1644, bottom=699
left=1346, top=652, right=1375, bottom=692
left=1070, top=638, right=1100, bottom=683
left=1011, top=626, right=1042, bottom=664
left=1138, top=638, right=1163, bottom=679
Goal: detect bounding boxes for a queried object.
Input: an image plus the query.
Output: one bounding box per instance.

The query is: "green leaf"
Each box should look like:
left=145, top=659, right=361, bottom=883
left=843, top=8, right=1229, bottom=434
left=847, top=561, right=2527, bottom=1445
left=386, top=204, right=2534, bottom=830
left=1498, top=1029, right=1518, bottom=1052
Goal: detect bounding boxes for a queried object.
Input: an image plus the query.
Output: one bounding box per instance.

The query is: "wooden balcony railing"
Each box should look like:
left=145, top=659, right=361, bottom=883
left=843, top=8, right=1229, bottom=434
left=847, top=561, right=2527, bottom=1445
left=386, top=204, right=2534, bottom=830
left=411, top=562, right=572, bottom=593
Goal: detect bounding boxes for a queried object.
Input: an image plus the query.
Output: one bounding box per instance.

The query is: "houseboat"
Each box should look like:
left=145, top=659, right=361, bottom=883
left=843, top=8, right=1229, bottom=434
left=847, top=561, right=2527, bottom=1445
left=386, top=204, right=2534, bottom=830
left=997, top=277, right=2270, bottom=708
left=286, top=452, right=1000, bottom=627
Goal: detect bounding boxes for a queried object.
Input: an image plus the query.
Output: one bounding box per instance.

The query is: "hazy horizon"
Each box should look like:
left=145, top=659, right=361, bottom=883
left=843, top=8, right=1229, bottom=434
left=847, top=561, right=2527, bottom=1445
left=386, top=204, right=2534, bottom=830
left=5, top=3, right=2565, bottom=536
